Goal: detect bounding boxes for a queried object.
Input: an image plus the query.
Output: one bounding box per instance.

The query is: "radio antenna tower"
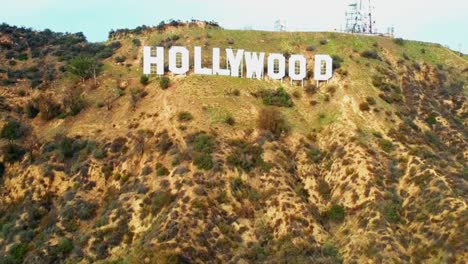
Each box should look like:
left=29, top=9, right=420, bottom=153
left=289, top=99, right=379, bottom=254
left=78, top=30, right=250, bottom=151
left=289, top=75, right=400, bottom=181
left=345, top=0, right=376, bottom=34
left=274, top=19, right=286, bottom=32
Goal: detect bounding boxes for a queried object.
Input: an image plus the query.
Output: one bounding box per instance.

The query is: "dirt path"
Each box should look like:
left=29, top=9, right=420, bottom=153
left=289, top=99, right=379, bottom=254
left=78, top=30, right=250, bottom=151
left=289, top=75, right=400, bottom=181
left=161, top=92, right=187, bottom=149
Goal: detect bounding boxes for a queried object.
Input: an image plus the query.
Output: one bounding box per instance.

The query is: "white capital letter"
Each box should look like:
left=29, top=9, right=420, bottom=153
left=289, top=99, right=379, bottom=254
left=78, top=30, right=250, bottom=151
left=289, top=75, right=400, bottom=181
left=169, top=46, right=189, bottom=75
left=194, top=46, right=212, bottom=75
left=267, top=53, right=286, bottom=80
left=289, top=55, right=307, bottom=81
left=143, top=46, right=164, bottom=75
left=226, top=49, right=244, bottom=77
left=212, top=48, right=231, bottom=76
left=314, top=55, right=333, bottom=81
left=245, top=51, right=265, bottom=79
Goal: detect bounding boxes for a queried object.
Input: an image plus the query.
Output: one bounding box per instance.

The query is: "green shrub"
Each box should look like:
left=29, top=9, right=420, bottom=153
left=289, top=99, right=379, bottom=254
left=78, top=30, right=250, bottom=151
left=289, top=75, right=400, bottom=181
left=177, top=111, right=193, bottom=122
left=307, top=147, right=322, bottom=163
left=194, top=153, right=214, bottom=170
left=1, top=120, right=25, bottom=140
left=152, top=191, right=174, bottom=214
left=366, top=96, right=377, bottom=105
left=382, top=200, right=401, bottom=223
left=132, top=38, right=142, bottom=47
left=159, top=76, right=170, bottom=89
left=331, top=55, right=344, bottom=70
left=379, top=139, right=394, bottom=153
left=93, top=148, right=106, bottom=159
left=393, top=38, right=405, bottom=45
left=18, top=53, right=28, bottom=61
left=114, top=55, right=126, bottom=63
left=425, top=113, right=437, bottom=125
left=140, top=75, right=149, bottom=85
left=318, top=179, right=331, bottom=200
left=25, top=101, right=39, bottom=118
left=227, top=140, right=266, bottom=172
left=63, top=87, right=86, bottom=116
left=156, top=163, right=169, bottom=176
left=322, top=242, right=343, bottom=261
left=32, top=95, right=62, bottom=120
left=256, top=87, right=293, bottom=107
left=57, top=238, right=73, bottom=255
left=2, top=144, right=25, bottom=163
left=361, top=50, right=381, bottom=60
left=327, top=204, right=345, bottom=222
left=59, top=137, right=75, bottom=158
left=193, top=133, right=215, bottom=154
left=225, top=115, right=235, bottom=126
left=319, top=39, right=328, bottom=45
left=257, top=107, right=289, bottom=138
left=10, top=243, right=28, bottom=262
left=67, top=56, right=99, bottom=82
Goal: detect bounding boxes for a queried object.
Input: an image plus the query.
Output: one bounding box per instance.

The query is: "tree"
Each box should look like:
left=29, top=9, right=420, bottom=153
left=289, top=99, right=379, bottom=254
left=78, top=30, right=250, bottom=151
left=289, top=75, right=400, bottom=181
left=67, top=56, right=100, bottom=85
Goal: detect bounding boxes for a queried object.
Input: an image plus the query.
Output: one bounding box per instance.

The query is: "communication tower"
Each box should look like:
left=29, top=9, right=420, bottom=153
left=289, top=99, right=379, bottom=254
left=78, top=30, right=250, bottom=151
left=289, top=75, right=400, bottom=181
left=345, top=0, right=376, bottom=34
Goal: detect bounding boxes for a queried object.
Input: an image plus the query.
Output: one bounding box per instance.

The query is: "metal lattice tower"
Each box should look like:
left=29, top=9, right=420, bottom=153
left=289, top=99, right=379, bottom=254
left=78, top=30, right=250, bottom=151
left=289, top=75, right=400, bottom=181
left=345, top=0, right=376, bottom=34
left=274, top=20, right=286, bottom=32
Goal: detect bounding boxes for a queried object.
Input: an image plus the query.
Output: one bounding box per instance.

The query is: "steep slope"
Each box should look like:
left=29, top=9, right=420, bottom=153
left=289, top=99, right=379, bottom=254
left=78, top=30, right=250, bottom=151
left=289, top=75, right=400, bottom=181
left=0, top=22, right=467, bottom=264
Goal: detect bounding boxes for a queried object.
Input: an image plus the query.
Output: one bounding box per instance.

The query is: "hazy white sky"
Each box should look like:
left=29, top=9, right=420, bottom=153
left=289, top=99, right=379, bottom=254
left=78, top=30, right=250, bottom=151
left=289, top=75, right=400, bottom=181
left=1, top=0, right=467, bottom=52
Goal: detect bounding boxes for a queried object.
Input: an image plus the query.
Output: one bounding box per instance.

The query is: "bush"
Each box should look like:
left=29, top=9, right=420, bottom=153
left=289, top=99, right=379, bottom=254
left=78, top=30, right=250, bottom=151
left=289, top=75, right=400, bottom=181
left=425, top=113, right=437, bottom=125
left=306, top=147, right=322, bottom=163
left=67, top=56, right=99, bottom=82
left=32, top=95, right=62, bottom=121
left=306, top=45, right=316, bottom=51
left=192, top=133, right=215, bottom=153
left=359, top=102, right=370, bottom=111
left=57, top=238, right=73, bottom=255
left=257, top=108, right=289, bottom=138
left=382, top=201, right=401, bottom=223
left=152, top=191, right=174, bottom=214
left=2, top=144, right=25, bottom=163
left=10, top=243, right=28, bottom=262
left=319, top=39, right=328, bottom=45
left=393, top=38, right=405, bottom=45
left=318, top=179, right=331, bottom=200
left=140, top=75, right=149, bottom=85
left=58, top=137, right=75, bottom=158
left=379, top=139, right=394, bottom=153
left=194, top=153, right=214, bottom=170
left=114, top=55, right=126, bottom=63
left=177, top=111, right=193, bottom=122
left=225, top=115, right=235, bottom=126
left=159, top=76, right=170, bottom=89
left=361, top=50, right=381, bottom=60
left=1, top=120, right=25, bottom=140
left=0, top=162, right=4, bottom=178
left=227, top=140, right=266, bottom=172
left=25, top=101, right=39, bottom=118
left=156, top=163, right=169, bottom=176
left=366, top=96, right=377, bottom=105
left=327, top=204, right=345, bottom=222
left=255, top=87, right=293, bottom=107
left=331, top=55, right=343, bottom=70
left=132, top=38, right=142, bottom=46
left=63, top=86, right=86, bottom=116
left=18, top=53, right=28, bottom=61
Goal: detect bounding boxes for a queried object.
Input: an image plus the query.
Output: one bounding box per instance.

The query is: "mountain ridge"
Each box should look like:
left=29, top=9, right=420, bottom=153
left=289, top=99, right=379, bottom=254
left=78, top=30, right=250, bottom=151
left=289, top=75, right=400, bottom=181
left=0, top=21, right=467, bottom=263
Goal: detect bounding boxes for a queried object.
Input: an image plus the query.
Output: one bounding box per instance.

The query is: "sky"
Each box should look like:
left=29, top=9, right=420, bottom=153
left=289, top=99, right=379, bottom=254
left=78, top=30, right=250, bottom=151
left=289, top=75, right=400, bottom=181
left=1, top=0, right=467, bottom=53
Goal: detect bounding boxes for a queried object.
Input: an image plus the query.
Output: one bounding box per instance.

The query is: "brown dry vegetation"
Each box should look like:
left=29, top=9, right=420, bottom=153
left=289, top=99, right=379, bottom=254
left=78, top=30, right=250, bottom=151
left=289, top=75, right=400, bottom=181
left=0, top=21, right=467, bottom=264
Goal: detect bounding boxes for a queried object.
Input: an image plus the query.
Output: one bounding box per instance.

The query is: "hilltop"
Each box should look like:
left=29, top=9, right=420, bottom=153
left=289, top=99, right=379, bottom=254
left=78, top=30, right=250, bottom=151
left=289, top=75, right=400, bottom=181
left=0, top=21, right=467, bottom=263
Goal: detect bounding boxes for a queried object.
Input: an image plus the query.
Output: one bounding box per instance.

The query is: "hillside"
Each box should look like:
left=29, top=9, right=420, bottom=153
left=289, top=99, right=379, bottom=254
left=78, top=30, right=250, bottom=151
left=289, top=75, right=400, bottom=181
left=0, top=21, right=467, bottom=264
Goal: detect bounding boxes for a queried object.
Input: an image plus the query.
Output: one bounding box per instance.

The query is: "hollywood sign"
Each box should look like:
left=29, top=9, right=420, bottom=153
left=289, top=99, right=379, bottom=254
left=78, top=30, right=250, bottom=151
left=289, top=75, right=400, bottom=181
left=143, top=46, right=333, bottom=85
